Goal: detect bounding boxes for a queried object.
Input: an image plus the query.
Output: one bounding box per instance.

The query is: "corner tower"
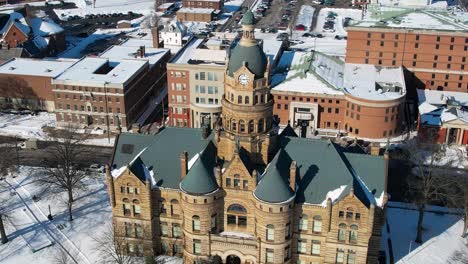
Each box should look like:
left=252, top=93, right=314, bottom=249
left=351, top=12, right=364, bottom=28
left=216, top=10, right=275, bottom=165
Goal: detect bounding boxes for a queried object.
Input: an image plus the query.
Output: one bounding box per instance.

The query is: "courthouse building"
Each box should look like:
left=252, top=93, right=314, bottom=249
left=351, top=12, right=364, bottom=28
left=107, top=11, right=387, bottom=264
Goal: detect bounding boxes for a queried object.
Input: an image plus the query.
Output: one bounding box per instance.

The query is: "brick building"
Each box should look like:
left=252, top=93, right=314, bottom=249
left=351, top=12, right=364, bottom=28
left=417, top=89, right=468, bottom=145
left=346, top=8, right=468, bottom=93
left=271, top=51, right=407, bottom=139
left=168, top=35, right=284, bottom=129
left=182, top=0, right=224, bottom=10
left=176, top=8, right=216, bottom=22
left=0, top=58, right=76, bottom=111
left=52, top=45, right=170, bottom=131
left=107, top=12, right=388, bottom=263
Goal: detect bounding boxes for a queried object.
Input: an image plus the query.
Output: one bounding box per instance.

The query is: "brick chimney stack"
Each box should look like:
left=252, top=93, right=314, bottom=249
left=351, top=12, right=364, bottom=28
left=180, top=151, right=188, bottom=179
left=152, top=26, right=160, bottom=48
left=289, top=160, right=297, bottom=192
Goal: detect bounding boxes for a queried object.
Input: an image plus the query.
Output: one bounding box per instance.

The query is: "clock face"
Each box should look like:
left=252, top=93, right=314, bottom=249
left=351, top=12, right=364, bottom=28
left=238, top=74, right=250, bottom=85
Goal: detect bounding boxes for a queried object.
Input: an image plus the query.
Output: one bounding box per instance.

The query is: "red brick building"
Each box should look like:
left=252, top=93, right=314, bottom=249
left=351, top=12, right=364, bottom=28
left=176, top=8, right=215, bottom=22
left=182, top=0, right=223, bottom=10
left=346, top=9, right=468, bottom=93
left=52, top=46, right=170, bottom=131
left=0, top=58, right=76, bottom=111
left=271, top=51, right=407, bottom=139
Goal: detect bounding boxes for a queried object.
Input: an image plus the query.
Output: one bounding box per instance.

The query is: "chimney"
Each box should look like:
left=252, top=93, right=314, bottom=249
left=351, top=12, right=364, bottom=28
left=252, top=170, right=258, bottom=188
left=370, top=143, right=380, bottom=156
left=289, top=161, right=296, bottom=192
left=105, top=164, right=116, bottom=207
left=151, top=26, right=160, bottom=48
left=180, top=151, right=188, bottom=179
left=140, top=46, right=146, bottom=57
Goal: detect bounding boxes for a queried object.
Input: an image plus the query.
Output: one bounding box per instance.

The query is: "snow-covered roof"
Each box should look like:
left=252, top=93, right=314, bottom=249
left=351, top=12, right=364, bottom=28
left=344, top=64, right=406, bottom=101
left=0, top=58, right=77, bottom=77
left=177, top=7, right=214, bottom=14
left=354, top=6, right=468, bottom=32
left=0, top=11, right=29, bottom=35
left=271, top=51, right=344, bottom=96
left=53, top=57, right=148, bottom=87
left=417, top=89, right=468, bottom=107
left=261, top=39, right=283, bottom=64
left=190, top=48, right=226, bottom=63
left=171, top=38, right=204, bottom=64
left=164, top=21, right=187, bottom=33
left=100, top=45, right=169, bottom=67
left=158, top=2, right=175, bottom=9
left=28, top=17, right=64, bottom=36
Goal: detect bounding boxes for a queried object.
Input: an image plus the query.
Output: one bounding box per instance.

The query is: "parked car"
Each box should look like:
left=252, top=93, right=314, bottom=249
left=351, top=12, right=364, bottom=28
left=88, top=164, right=105, bottom=173
left=334, top=35, right=346, bottom=40
left=289, top=39, right=304, bottom=45
left=295, top=24, right=306, bottom=31
left=303, top=32, right=323, bottom=38
left=276, top=32, right=289, bottom=41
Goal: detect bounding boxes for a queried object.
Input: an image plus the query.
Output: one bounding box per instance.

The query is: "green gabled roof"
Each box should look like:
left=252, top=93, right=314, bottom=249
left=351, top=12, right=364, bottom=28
left=111, top=127, right=212, bottom=189
left=279, top=137, right=385, bottom=206
left=254, top=150, right=294, bottom=203
left=180, top=142, right=219, bottom=195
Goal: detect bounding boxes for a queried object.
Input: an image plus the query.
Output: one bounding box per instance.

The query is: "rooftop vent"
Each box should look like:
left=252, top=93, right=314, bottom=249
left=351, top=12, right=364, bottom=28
left=45, top=69, right=52, bottom=72
left=8, top=67, right=15, bottom=70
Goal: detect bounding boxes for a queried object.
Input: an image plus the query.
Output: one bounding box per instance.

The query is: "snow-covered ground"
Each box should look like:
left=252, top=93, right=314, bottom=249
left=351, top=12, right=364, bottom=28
left=294, top=5, right=315, bottom=30
left=55, top=0, right=155, bottom=20
left=314, top=8, right=362, bottom=36
left=0, top=112, right=115, bottom=146
left=0, top=167, right=110, bottom=264
left=0, top=112, right=55, bottom=140
left=0, top=166, right=182, bottom=264
left=383, top=202, right=466, bottom=264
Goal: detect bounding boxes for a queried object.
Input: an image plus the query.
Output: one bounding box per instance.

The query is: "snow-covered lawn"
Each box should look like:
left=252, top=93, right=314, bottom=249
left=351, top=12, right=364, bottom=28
left=0, top=112, right=115, bottom=146
left=314, top=8, right=362, bottom=36
left=294, top=5, right=315, bottom=30
left=382, top=202, right=466, bottom=264
left=55, top=0, right=155, bottom=20
left=0, top=112, right=55, bottom=140
left=0, top=166, right=111, bottom=264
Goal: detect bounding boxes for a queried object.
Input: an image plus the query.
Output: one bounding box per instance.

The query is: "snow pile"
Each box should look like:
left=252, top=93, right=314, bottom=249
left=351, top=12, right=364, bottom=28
left=295, top=5, right=315, bottom=30
left=320, top=185, right=347, bottom=206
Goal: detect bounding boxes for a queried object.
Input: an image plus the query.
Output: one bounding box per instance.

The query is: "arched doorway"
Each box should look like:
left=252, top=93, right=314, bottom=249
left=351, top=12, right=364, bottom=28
left=226, top=255, right=241, bottom=264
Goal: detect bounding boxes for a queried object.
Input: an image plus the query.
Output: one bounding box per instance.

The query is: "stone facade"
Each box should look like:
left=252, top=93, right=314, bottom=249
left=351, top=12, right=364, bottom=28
left=107, top=13, right=386, bottom=264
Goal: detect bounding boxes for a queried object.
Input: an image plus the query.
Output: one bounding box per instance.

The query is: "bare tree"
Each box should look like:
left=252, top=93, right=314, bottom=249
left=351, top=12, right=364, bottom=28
left=0, top=142, right=16, bottom=244
left=36, top=124, right=90, bottom=221
left=50, top=248, right=76, bottom=264
left=441, top=171, right=468, bottom=237
left=404, top=137, right=459, bottom=243
left=93, top=223, right=140, bottom=264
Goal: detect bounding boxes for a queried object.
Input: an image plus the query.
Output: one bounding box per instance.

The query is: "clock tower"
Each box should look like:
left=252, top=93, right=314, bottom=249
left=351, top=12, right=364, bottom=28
left=216, top=10, right=275, bottom=165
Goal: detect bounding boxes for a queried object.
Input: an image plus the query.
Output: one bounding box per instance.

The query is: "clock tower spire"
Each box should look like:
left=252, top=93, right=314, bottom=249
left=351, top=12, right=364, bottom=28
left=217, top=10, right=275, bottom=165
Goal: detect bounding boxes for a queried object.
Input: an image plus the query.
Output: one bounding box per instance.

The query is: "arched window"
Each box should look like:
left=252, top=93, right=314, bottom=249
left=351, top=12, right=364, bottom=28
left=258, top=119, right=264, bottom=132
left=349, top=224, right=358, bottom=243
left=227, top=204, right=247, bottom=227
left=192, top=215, right=200, bottom=231
left=338, top=223, right=347, bottom=241
left=313, top=215, right=322, bottom=233
left=299, top=214, right=308, bottom=231
left=122, top=198, right=131, bottom=216
left=231, top=119, right=237, bottom=131
left=248, top=120, right=254, bottom=133
left=260, top=94, right=264, bottom=103
left=228, top=204, right=247, bottom=213
left=231, top=93, right=234, bottom=102
left=254, top=95, right=258, bottom=104
left=238, top=95, right=242, bottom=104
left=170, top=199, right=180, bottom=216
left=239, top=120, right=245, bottom=133
left=266, top=224, right=275, bottom=241
left=132, top=199, right=139, bottom=204
left=245, top=96, right=250, bottom=104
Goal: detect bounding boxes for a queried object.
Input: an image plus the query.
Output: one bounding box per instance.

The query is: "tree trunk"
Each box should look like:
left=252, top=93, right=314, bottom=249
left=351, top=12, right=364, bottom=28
left=415, top=204, right=425, bottom=243
left=67, top=190, right=73, bottom=222
left=463, top=208, right=468, bottom=237
left=0, top=214, right=8, bottom=244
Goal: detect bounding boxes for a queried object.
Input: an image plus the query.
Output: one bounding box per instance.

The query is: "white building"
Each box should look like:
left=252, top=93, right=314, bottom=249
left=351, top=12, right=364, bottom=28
left=161, top=21, right=188, bottom=47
